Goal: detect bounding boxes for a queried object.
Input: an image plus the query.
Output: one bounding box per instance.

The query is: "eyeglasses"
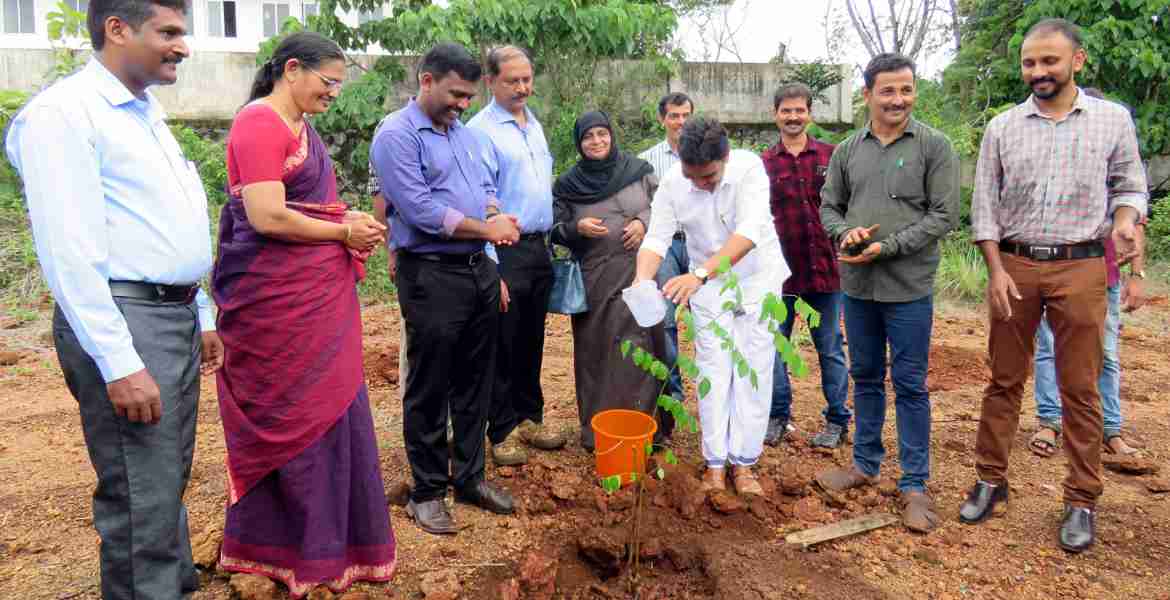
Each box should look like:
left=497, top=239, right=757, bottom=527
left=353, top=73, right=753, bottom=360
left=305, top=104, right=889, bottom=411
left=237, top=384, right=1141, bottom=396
left=304, top=65, right=343, bottom=91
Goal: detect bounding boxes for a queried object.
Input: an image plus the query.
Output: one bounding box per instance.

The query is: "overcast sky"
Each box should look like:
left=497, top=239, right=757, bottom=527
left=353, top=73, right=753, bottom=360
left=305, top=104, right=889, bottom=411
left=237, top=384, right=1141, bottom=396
left=674, top=0, right=956, bottom=79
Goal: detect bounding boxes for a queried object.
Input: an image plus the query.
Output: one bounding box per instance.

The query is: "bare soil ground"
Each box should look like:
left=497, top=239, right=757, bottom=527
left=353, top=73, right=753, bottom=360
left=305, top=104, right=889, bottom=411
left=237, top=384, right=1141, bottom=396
left=2, top=297, right=1169, bottom=599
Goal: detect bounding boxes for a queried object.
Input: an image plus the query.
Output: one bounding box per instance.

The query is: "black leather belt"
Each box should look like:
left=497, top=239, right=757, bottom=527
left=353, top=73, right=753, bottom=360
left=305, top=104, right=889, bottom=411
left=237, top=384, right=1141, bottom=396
left=400, top=250, right=486, bottom=267
left=519, top=232, right=547, bottom=242
left=109, top=280, right=199, bottom=303
left=999, top=240, right=1105, bottom=261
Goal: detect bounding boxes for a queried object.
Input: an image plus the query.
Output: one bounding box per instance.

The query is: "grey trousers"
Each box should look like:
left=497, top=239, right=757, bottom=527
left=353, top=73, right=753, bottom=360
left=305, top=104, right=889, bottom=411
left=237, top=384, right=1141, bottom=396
left=53, top=299, right=201, bottom=600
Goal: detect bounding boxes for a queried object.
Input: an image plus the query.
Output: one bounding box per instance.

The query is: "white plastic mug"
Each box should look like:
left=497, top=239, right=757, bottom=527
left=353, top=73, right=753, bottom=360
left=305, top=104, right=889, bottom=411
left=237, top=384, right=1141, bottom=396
left=622, top=280, right=667, bottom=327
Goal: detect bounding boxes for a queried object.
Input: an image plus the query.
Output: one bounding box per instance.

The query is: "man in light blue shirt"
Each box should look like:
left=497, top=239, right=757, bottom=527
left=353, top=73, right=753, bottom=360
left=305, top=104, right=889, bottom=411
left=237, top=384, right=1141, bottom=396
left=5, top=1, right=221, bottom=597
left=468, top=46, right=566, bottom=464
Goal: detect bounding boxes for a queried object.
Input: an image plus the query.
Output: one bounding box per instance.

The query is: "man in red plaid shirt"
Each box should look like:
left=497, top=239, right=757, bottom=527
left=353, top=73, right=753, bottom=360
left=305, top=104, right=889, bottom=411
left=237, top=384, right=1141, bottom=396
left=759, top=83, right=851, bottom=449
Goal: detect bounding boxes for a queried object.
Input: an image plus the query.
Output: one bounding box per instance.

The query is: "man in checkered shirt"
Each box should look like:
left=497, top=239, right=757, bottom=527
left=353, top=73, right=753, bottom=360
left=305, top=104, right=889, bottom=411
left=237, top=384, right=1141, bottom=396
left=959, top=18, right=1148, bottom=554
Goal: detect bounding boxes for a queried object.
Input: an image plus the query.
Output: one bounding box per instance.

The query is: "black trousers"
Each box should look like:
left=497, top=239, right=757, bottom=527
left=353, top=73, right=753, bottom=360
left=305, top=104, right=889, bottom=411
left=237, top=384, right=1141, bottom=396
left=488, top=235, right=554, bottom=444
left=53, top=300, right=201, bottom=600
left=397, top=252, right=500, bottom=502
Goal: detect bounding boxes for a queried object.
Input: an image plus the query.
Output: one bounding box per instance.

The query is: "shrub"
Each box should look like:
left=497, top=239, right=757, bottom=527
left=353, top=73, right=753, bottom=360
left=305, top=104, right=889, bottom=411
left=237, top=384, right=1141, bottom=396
left=935, top=230, right=987, bottom=303
left=1145, top=198, right=1170, bottom=263
left=170, top=124, right=229, bottom=209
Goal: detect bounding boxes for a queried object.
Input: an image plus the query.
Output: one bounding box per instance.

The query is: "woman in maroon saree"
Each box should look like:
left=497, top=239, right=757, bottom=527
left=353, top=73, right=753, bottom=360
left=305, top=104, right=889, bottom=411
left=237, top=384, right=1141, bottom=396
left=213, top=32, right=395, bottom=598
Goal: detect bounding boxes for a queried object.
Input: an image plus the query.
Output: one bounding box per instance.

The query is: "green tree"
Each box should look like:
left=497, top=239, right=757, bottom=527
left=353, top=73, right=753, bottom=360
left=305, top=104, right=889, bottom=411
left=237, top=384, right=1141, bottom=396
left=945, top=0, right=1170, bottom=160
left=303, top=0, right=678, bottom=182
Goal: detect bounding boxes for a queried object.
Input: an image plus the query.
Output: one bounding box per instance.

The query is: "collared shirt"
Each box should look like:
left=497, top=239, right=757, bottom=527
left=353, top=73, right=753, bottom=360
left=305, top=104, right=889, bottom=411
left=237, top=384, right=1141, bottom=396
left=971, top=90, right=1148, bottom=245
left=761, top=135, right=840, bottom=295
left=643, top=149, right=790, bottom=301
left=820, top=118, right=960, bottom=303
left=371, top=99, right=498, bottom=255
left=639, top=139, right=680, bottom=179
left=466, top=100, right=554, bottom=234
left=6, top=58, right=215, bottom=382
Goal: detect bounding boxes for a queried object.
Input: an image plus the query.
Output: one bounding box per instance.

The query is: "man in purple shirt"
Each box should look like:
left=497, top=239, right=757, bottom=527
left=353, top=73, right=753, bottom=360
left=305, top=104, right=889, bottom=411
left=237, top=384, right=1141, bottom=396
left=371, top=42, right=521, bottom=535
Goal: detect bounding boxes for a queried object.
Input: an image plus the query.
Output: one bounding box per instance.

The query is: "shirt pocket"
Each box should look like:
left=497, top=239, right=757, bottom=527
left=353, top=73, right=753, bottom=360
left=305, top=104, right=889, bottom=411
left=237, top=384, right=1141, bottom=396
left=1074, top=139, right=1109, bottom=191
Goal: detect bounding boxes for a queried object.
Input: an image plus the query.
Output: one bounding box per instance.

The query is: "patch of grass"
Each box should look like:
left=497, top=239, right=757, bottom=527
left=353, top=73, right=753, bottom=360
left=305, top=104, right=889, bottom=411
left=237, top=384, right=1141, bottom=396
left=0, top=202, right=47, bottom=306
left=935, top=230, right=987, bottom=303
left=358, top=247, right=396, bottom=304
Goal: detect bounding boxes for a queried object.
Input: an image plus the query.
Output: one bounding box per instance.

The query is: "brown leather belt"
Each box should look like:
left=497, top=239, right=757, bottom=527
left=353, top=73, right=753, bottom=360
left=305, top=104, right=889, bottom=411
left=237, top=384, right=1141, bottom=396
left=998, top=240, right=1105, bottom=261
left=109, top=280, right=199, bottom=303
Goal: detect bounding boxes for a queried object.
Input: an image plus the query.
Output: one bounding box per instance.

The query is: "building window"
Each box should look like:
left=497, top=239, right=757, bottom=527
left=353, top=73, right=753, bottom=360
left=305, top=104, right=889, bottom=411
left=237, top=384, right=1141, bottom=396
left=358, top=6, right=383, bottom=24
left=2, top=0, right=36, bottom=34
left=262, top=1, right=290, bottom=37
left=303, top=2, right=318, bottom=20
left=65, top=0, right=88, bottom=13
left=207, top=0, right=237, bottom=38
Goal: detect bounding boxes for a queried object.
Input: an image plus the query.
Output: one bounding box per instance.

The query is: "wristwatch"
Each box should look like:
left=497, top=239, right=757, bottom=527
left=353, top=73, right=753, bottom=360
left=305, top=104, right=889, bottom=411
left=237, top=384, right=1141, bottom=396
left=693, top=267, right=710, bottom=284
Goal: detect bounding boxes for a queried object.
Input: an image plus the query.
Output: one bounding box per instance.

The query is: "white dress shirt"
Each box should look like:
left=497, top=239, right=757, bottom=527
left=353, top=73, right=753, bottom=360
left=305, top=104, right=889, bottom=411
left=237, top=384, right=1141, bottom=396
left=6, top=59, right=215, bottom=382
left=641, top=149, right=789, bottom=303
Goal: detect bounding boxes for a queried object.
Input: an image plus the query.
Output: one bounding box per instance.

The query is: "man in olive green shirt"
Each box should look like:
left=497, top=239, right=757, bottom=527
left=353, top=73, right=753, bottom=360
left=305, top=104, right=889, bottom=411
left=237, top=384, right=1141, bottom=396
left=814, top=53, right=959, bottom=534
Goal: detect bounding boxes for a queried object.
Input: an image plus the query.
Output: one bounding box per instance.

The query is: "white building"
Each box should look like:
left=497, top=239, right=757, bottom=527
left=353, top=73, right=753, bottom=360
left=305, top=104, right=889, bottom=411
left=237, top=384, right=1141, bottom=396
left=0, top=0, right=392, bottom=52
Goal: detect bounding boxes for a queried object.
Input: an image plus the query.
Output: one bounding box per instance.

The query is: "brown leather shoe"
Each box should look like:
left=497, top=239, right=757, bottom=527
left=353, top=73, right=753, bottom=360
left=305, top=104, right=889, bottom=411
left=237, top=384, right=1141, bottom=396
left=900, top=490, right=940, bottom=533
left=517, top=419, right=567, bottom=450
left=815, top=466, right=877, bottom=492
left=732, top=465, right=764, bottom=496
left=702, top=467, right=727, bottom=492
left=406, top=498, right=459, bottom=535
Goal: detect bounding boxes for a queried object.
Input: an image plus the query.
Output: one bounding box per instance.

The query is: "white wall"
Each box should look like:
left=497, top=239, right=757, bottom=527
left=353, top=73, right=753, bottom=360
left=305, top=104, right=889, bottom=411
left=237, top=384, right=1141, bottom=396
left=0, top=0, right=391, bottom=53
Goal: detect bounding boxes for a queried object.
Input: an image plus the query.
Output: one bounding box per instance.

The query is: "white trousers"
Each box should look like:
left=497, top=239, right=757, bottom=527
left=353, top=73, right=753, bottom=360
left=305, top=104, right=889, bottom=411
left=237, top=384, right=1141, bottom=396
left=691, top=289, right=776, bottom=467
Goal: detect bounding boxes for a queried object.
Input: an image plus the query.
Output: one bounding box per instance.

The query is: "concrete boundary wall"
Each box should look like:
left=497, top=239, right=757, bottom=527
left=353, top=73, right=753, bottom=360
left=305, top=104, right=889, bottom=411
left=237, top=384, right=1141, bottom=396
left=0, top=48, right=853, bottom=126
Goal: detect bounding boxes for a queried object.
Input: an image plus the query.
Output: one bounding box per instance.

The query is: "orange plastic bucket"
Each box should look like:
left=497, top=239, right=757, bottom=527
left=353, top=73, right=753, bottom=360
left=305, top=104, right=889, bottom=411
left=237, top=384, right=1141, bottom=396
left=591, top=409, right=658, bottom=487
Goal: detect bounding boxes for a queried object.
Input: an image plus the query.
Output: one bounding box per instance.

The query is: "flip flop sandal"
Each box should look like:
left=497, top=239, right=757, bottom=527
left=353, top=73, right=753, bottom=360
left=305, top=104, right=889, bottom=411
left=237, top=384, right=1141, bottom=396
left=1103, top=435, right=1140, bottom=456
left=1029, top=428, right=1058, bottom=458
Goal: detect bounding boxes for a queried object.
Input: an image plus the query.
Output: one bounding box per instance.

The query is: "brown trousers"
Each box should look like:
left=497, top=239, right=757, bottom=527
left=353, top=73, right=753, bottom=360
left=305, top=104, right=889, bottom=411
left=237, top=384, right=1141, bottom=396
left=975, top=253, right=1107, bottom=507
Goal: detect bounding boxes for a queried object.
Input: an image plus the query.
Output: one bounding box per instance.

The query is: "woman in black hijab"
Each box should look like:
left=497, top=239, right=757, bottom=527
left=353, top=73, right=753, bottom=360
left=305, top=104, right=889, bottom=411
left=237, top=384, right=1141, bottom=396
left=552, top=111, right=671, bottom=452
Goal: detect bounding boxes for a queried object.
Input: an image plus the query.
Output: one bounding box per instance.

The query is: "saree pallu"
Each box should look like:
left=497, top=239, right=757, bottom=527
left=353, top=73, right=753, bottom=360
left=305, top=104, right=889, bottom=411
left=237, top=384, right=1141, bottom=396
left=213, top=122, right=395, bottom=597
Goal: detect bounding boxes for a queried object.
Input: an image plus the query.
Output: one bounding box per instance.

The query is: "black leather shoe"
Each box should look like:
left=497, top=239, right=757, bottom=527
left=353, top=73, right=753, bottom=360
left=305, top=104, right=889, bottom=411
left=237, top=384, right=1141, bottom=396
left=456, top=480, right=515, bottom=515
left=1059, top=504, right=1095, bottom=553
left=959, top=480, right=1008, bottom=524
left=406, top=498, right=460, bottom=535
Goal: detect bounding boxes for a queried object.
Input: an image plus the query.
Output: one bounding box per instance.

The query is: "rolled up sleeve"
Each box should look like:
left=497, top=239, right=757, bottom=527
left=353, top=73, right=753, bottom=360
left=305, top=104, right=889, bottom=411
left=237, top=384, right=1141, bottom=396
left=732, top=158, right=771, bottom=247
left=9, top=103, right=144, bottom=382
left=641, top=179, right=678, bottom=259
left=372, top=128, right=465, bottom=238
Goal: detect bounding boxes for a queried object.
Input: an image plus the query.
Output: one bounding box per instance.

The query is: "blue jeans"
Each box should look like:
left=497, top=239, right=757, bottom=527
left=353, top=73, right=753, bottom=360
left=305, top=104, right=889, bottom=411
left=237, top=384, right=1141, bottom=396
left=655, top=236, right=689, bottom=400
left=769, top=291, right=851, bottom=427
left=1034, top=283, right=1122, bottom=437
left=844, top=294, right=933, bottom=493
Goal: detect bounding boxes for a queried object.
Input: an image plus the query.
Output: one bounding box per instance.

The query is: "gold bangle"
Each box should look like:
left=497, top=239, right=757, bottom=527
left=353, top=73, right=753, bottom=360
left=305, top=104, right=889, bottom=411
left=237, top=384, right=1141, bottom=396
left=345, top=224, right=352, bottom=242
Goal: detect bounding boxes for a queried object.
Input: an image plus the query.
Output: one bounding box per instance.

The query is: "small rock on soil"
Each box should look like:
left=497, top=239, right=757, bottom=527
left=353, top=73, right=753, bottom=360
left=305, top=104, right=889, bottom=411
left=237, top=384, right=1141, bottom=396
left=0, top=351, right=23, bottom=366
left=793, top=496, right=828, bottom=522
left=1145, top=476, right=1170, bottom=493
left=229, top=573, right=278, bottom=600
left=386, top=482, right=411, bottom=507
left=517, top=548, right=558, bottom=600
left=191, top=524, right=223, bottom=569
left=419, top=570, right=462, bottom=600
left=710, top=491, right=746, bottom=515
left=307, top=586, right=335, bottom=600
left=1102, top=455, right=1160, bottom=475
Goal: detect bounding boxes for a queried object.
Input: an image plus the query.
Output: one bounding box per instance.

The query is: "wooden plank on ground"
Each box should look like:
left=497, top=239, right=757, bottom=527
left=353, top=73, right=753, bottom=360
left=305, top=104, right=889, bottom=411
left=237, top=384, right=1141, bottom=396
left=784, top=513, right=899, bottom=548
